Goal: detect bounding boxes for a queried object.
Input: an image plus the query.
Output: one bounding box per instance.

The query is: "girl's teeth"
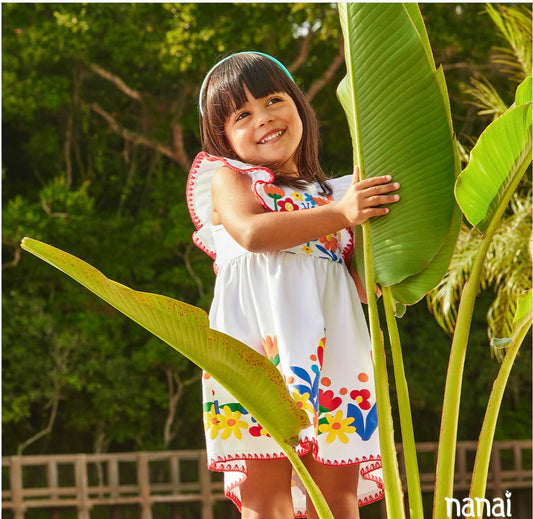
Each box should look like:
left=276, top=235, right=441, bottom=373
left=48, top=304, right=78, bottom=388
left=261, top=131, right=283, bottom=144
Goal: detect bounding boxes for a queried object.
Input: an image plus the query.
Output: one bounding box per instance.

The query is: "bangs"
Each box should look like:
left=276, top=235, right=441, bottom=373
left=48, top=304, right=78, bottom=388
left=199, top=52, right=331, bottom=195
left=205, top=55, right=295, bottom=124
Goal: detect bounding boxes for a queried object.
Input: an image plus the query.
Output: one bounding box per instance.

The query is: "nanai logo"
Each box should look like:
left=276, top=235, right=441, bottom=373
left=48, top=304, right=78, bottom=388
left=445, top=490, right=512, bottom=517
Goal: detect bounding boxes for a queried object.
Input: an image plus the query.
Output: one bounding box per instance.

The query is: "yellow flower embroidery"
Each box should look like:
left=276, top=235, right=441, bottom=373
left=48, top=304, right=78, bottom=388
left=203, top=404, right=219, bottom=440
left=291, top=191, right=303, bottom=201
left=319, top=410, right=356, bottom=444
left=291, top=388, right=315, bottom=414
left=217, top=406, right=248, bottom=440
left=301, top=244, right=313, bottom=254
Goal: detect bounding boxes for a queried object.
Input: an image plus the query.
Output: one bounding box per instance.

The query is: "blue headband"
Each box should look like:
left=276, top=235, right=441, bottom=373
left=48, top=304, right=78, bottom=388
left=198, top=51, right=295, bottom=116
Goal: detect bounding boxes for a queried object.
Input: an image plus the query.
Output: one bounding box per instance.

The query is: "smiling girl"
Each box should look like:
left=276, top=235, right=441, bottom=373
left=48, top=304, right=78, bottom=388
left=187, top=52, right=400, bottom=519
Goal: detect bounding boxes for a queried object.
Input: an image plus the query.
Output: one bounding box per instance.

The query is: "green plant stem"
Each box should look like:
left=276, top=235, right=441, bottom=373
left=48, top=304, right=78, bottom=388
left=362, top=222, right=406, bottom=518
left=469, top=321, right=531, bottom=518
left=281, top=444, right=334, bottom=519
left=382, top=286, right=424, bottom=518
left=432, top=232, right=491, bottom=519
left=433, top=155, right=530, bottom=519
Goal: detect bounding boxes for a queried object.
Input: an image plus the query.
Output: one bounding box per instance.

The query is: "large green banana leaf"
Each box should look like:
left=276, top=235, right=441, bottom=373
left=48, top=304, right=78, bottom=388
left=337, top=3, right=458, bottom=300
left=455, top=76, right=532, bottom=233
left=20, top=238, right=310, bottom=448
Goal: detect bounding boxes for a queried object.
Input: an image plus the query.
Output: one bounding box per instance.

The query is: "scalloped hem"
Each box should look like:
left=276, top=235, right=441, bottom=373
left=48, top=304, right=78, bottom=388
left=207, top=438, right=384, bottom=516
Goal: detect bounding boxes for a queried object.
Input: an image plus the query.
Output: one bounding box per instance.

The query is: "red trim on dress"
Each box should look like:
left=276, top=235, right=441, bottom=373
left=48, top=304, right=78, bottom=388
left=187, top=152, right=355, bottom=268
left=186, top=152, right=277, bottom=268
left=207, top=439, right=384, bottom=513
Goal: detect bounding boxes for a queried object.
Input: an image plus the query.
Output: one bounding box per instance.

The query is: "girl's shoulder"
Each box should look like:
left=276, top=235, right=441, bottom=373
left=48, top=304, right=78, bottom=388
left=186, top=152, right=275, bottom=260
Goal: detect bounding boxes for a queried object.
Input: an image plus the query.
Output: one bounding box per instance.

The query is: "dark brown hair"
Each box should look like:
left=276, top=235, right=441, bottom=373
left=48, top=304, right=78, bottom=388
left=199, top=53, right=331, bottom=194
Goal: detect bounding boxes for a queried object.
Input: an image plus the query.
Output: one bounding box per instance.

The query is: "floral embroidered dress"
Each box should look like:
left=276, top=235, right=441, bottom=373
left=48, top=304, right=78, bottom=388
left=187, top=152, right=383, bottom=516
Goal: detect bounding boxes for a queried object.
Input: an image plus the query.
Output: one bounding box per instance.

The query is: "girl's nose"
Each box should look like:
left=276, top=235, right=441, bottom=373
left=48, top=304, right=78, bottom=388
left=256, top=108, right=273, bottom=126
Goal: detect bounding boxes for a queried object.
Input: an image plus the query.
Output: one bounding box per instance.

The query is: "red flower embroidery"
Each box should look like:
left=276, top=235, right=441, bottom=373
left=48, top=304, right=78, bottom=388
left=319, top=389, right=342, bottom=412
left=317, top=337, right=325, bottom=369
left=249, top=423, right=271, bottom=437
left=318, top=233, right=339, bottom=251
left=350, top=389, right=372, bottom=410
left=277, top=198, right=299, bottom=212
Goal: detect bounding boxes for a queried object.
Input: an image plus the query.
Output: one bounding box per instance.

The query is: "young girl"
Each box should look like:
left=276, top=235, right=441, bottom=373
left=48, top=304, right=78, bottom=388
left=187, top=52, right=400, bottom=519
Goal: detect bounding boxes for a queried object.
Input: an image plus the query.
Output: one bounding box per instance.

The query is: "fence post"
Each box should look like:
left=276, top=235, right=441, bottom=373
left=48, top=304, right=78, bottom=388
left=47, top=459, right=60, bottom=519
left=108, top=457, right=119, bottom=500
left=199, top=451, right=214, bottom=519
left=137, top=454, right=152, bottom=519
left=10, top=456, right=24, bottom=519
left=75, top=455, right=91, bottom=519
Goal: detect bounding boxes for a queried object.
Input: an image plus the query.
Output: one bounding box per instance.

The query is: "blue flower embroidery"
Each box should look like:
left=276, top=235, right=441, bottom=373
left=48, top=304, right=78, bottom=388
left=303, top=193, right=317, bottom=208
left=346, top=402, right=378, bottom=441
left=289, top=364, right=320, bottom=411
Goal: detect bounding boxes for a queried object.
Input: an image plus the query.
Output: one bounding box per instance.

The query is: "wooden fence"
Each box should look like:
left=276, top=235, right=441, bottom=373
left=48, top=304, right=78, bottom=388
left=2, top=441, right=531, bottom=519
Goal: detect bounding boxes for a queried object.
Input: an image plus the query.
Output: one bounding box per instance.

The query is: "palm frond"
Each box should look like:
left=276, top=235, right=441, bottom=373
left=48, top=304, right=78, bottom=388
left=426, top=223, right=482, bottom=334
left=427, top=192, right=532, bottom=353
left=466, top=76, right=509, bottom=119
left=486, top=4, right=532, bottom=80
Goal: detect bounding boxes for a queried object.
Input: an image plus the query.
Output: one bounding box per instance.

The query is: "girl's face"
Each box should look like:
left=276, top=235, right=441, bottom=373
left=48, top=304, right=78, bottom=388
left=223, top=85, right=303, bottom=174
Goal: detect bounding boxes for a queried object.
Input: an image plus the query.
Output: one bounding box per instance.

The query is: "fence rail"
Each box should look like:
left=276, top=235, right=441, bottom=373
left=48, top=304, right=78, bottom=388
left=2, top=441, right=531, bottom=519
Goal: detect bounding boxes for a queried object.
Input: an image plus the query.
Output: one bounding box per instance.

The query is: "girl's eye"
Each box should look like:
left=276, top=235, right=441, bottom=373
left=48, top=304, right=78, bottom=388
left=268, top=97, right=282, bottom=106
left=235, top=111, right=250, bottom=122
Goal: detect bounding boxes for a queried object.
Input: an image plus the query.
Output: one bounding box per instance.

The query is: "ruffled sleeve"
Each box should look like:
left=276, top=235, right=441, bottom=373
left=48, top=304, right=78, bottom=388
left=186, top=152, right=274, bottom=262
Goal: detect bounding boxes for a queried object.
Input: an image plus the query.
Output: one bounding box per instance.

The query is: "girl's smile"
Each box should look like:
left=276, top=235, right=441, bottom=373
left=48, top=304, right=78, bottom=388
left=224, top=86, right=303, bottom=174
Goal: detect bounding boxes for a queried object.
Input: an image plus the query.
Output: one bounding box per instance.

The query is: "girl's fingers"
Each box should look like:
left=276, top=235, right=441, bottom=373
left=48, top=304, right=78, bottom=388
left=358, top=174, right=393, bottom=188
left=361, top=207, right=391, bottom=222
left=363, top=183, right=400, bottom=197
left=352, top=165, right=360, bottom=184
left=365, top=194, right=400, bottom=206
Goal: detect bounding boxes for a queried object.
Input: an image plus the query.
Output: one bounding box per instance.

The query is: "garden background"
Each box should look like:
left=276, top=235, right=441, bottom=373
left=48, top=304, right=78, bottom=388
left=2, top=1, right=531, bottom=508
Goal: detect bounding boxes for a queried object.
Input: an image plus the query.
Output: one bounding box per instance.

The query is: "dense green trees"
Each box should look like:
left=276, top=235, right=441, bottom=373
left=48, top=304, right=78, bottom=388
left=3, top=3, right=530, bottom=457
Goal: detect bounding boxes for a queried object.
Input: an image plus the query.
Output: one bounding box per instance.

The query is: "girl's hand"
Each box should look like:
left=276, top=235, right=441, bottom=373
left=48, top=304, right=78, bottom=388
left=336, top=166, right=400, bottom=227
left=211, top=165, right=399, bottom=253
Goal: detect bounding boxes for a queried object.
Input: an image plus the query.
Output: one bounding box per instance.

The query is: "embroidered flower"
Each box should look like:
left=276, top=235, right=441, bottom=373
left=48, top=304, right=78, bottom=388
left=347, top=402, right=378, bottom=441
left=350, top=389, right=372, bottom=410
left=319, top=389, right=342, bottom=413
left=217, top=406, right=248, bottom=440
left=264, top=185, right=285, bottom=211
left=312, top=195, right=333, bottom=206
left=290, top=191, right=303, bottom=202
left=203, top=403, right=219, bottom=440
left=249, top=421, right=271, bottom=437
left=304, top=193, right=316, bottom=207
left=301, top=244, right=313, bottom=254
left=290, top=364, right=320, bottom=411
left=319, top=410, right=356, bottom=444
left=278, top=198, right=299, bottom=212
left=261, top=335, right=280, bottom=366
left=317, top=337, right=325, bottom=369
left=291, top=388, right=316, bottom=414
left=318, top=233, right=339, bottom=251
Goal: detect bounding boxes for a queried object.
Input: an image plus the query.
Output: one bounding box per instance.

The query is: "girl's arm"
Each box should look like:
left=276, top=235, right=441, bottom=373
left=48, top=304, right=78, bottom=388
left=211, top=165, right=399, bottom=253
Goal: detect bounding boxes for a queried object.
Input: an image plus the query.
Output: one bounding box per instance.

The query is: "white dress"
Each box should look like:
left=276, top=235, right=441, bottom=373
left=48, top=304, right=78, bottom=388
left=187, top=152, right=383, bottom=516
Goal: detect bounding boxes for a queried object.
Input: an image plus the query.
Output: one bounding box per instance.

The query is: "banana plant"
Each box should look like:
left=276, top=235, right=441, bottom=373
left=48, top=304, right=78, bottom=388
left=470, top=289, right=532, bottom=518
left=19, top=237, right=334, bottom=519
left=337, top=4, right=459, bottom=517
left=433, top=75, right=532, bottom=519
